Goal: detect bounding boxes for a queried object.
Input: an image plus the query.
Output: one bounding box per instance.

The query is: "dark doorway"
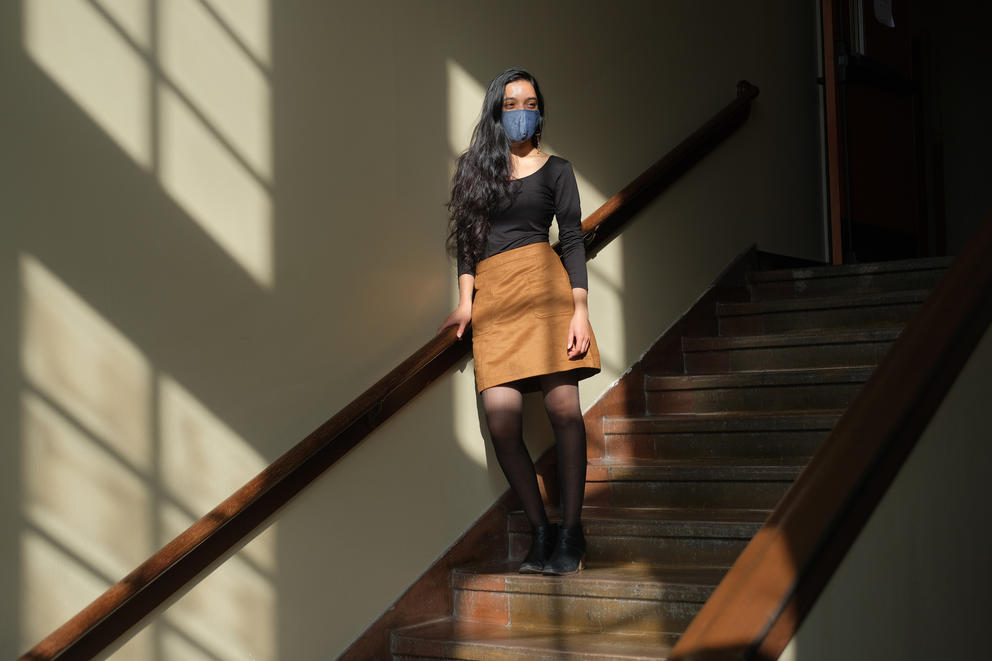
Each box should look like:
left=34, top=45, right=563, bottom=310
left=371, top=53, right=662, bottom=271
left=821, top=0, right=946, bottom=263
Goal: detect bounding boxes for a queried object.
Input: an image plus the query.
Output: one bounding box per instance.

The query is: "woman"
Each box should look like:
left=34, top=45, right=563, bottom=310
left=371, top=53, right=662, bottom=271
left=438, top=68, right=601, bottom=575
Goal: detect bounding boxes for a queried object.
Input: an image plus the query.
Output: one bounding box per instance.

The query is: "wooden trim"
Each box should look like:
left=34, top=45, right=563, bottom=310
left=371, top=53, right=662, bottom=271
left=669, top=211, right=992, bottom=661
left=19, top=81, right=761, bottom=661
left=822, top=0, right=846, bottom=265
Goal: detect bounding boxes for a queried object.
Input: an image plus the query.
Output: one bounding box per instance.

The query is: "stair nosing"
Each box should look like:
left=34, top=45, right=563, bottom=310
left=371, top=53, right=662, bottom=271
left=681, top=326, right=902, bottom=352
left=451, top=563, right=724, bottom=601
left=645, top=365, right=874, bottom=390
left=392, top=618, right=679, bottom=660
left=603, top=410, right=842, bottom=434
left=507, top=507, right=770, bottom=538
left=716, top=288, right=929, bottom=316
left=585, top=457, right=806, bottom=482
left=746, top=256, right=953, bottom=283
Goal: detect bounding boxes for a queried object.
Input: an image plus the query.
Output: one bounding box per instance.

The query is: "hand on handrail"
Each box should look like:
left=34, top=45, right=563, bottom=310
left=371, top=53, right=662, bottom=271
left=437, top=304, right=472, bottom=339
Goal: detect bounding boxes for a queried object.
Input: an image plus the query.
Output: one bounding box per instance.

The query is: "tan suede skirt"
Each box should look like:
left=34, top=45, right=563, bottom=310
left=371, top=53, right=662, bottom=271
left=471, top=241, right=601, bottom=393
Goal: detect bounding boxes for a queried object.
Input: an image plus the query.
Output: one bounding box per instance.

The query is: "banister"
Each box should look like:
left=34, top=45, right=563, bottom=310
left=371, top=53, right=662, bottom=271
left=669, top=211, right=992, bottom=660
left=21, top=81, right=760, bottom=661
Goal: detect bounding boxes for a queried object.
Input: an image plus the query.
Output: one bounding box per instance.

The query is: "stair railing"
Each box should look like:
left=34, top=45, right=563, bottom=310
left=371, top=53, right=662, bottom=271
left=21, top=81, right=760, bottom=661
left=670, top=210, right=992, bottom=660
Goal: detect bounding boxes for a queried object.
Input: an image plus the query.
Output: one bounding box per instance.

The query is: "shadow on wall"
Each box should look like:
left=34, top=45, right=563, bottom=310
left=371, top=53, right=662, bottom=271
left=5, top=0, right=283, bottom=657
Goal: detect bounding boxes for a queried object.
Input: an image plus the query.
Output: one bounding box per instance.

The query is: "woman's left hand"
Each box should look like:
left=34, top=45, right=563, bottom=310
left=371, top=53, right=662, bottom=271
left=567, top=310, right=592, bottom=359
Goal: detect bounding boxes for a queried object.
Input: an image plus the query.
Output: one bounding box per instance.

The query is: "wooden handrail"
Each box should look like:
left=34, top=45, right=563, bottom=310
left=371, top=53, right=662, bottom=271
left=21, top=81, right=760, bottom=661
left=670, top=211, right=992, bottom=661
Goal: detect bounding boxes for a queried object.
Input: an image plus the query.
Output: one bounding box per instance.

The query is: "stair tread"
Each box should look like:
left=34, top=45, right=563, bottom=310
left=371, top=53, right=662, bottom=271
left=452, top=562, right=727, bottom=600
left=393, top=617, right=678, bottom=660
left=586, top=456, right=807, bottom=482
left=716, top=288, right=929, bottom=316
left=604, top=410, right=842, bottom=434
left=588, top=455, right=808, bottom=466
left=747, top=256, right=953, bottom=283
left=508, top=507, right=771, bottom=539
left=646, top=366, right=874, bottom=390
left=682, top=326, right=902, bottom=352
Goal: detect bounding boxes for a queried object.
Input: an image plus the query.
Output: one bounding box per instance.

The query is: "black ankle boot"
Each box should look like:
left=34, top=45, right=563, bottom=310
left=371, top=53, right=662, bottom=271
left=542, top=524, right=586, bottom=575
left=519, top=523, right=559, bottom=574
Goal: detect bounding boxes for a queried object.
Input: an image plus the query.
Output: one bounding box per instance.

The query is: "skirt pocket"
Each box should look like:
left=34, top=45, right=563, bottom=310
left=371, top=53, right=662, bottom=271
left=470, top=269, right=511, bottom=337
left=528, top=260, right=575, bottom=318
left=470, top=287, right=498, bottom=337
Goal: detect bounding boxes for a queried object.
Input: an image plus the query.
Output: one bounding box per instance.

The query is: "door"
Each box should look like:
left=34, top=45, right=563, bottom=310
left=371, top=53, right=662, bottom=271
left=821, top=0, right=933, bottom=263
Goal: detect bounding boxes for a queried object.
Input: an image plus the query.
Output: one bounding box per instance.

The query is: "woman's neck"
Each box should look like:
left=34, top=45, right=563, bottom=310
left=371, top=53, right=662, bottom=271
left=509, top=141, right=540, bottom=159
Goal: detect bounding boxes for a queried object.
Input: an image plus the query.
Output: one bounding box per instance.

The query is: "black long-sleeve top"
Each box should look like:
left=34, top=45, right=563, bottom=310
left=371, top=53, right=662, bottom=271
left=457, top=155, right=588, bottom=290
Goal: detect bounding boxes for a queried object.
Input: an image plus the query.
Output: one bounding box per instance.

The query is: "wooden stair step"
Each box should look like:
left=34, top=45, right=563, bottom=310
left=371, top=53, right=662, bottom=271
left=603, top=411, right=839, bottom=460
left=682, top=326, right=902, bottom=351
left=392, top=617, right=677, bottom=660
left=747, top=255, right=953, bottom=282
left=681, top=327, right=902, bottom=372
left=746, top=256, right=951, bottom=300
left=717, top=289, right=928, bottom=316
left=450, top=563, right=725, bottom=635
left=508, top=507, right=770, bottom=537
left=582, top=457, right=802, bottom=510
left=586, top=456, right=807, bottom=482
left=453, top=562, right=725, bottom=601
left=646, top=365, right=875, bottom=389
left=645, top=366, right=874, bottom=414
left=716, top=289, right=928, bottom=335
left=507, top=508, right=767, bottom=566
left=603, top=410, right=842, bottom=434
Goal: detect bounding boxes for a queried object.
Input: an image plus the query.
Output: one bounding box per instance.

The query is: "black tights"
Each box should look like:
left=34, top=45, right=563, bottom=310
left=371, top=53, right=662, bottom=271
left=481, top=372, right=587, bottom=529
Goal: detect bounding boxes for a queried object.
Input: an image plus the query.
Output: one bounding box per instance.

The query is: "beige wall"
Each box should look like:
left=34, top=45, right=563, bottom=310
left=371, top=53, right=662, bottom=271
left=779, top=321, right=992, bottom=661
left=0, top=1, right=823, bottom=659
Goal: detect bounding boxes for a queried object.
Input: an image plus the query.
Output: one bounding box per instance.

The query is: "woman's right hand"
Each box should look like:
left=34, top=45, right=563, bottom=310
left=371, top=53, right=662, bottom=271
left=437, top=304, right=472, bottom=338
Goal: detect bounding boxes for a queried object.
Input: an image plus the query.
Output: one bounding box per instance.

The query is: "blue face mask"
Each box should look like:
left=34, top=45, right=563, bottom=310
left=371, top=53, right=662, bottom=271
left=502, top=108, right=540, bottom=143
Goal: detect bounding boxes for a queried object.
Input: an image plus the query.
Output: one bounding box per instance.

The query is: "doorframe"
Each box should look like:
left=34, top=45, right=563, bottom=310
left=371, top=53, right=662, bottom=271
left=821, top=0, right=846, bottom=265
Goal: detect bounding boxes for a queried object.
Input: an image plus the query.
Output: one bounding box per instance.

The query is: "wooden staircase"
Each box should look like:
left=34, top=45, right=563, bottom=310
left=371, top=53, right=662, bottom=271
left=388, top=255, right=952, bottom=660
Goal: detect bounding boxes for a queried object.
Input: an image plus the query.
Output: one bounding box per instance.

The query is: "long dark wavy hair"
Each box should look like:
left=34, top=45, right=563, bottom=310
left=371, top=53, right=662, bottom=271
left=446, top=68, right=545, bottom=269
